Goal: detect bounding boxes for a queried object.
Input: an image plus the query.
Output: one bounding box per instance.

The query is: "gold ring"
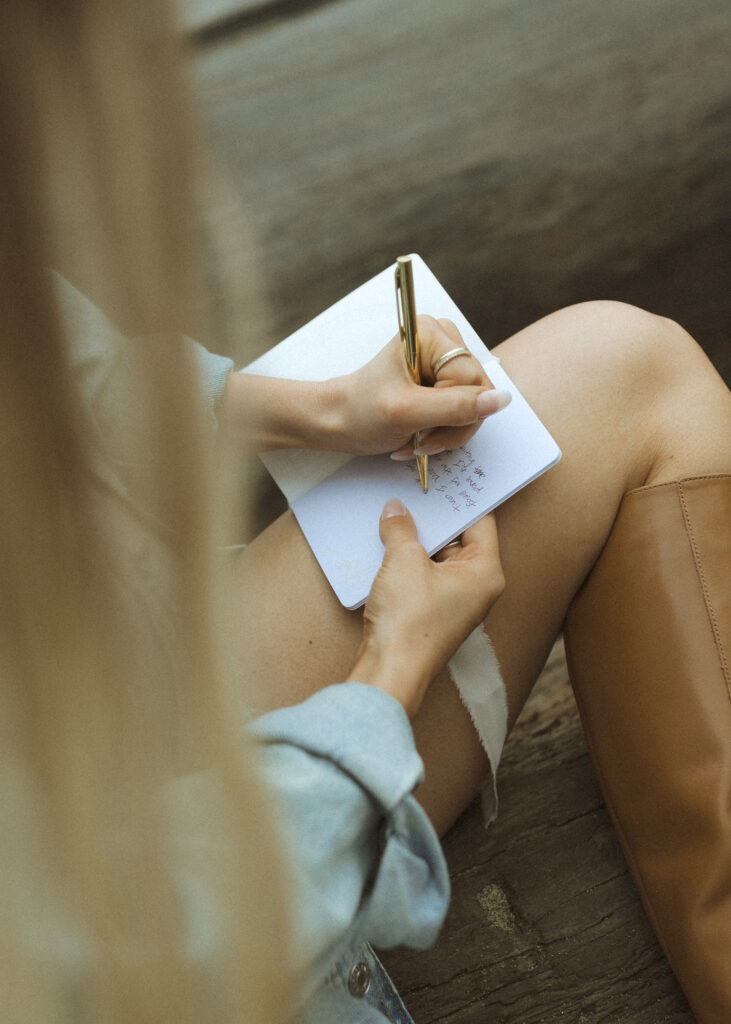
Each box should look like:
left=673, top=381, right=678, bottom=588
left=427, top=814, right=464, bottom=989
left=432, top=347, right=473, bottom=376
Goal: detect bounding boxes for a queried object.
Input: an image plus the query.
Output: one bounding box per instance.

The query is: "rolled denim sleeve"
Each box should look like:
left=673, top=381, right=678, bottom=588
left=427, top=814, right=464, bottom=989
left=251, top=683, right=450, bottom=989
left=185, top=340, right=233, bottom=423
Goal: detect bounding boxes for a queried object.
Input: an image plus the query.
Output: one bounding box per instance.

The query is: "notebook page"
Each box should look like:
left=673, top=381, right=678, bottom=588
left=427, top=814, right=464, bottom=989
left=292, top=361, right=561, bottom=610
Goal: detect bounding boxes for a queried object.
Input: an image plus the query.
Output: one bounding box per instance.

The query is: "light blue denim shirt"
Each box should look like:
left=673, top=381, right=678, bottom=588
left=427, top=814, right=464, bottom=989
left=252, top=683, right=449, bottom=1023
left=58, top=274, right=448, bottom=1022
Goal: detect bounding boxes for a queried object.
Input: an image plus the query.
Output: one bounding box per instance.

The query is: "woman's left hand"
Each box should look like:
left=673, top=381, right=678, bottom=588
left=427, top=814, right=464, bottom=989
left=330, top=316, right=511, bottom=457
left=346, top=503, right=505, bottom=717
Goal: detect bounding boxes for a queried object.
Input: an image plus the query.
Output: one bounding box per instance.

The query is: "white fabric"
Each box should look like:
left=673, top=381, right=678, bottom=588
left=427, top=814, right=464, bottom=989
left=447, top=626, right=508, bottom=826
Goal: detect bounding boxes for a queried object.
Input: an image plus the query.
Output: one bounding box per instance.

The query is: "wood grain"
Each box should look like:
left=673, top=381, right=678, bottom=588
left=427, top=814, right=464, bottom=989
left=193, top=0, right=731, bottom=386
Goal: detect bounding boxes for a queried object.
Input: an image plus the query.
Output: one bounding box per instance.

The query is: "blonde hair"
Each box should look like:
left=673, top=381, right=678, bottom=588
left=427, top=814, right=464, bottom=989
left=0, top=1, right=289, bottom=1021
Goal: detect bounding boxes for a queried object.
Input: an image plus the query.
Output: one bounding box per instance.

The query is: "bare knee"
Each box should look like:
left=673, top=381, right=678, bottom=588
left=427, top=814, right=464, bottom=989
left=559, top=301, right=730, bottom=484
left=499, top=300, right=729, bottom=488
left=502, top=300, right=694, bottom=414
left=545, top=300, right=700, bottom=387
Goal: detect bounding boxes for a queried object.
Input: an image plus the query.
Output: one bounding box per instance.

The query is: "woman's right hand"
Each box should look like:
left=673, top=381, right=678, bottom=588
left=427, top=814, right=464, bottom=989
left=346, top=501, right=505, bottom=717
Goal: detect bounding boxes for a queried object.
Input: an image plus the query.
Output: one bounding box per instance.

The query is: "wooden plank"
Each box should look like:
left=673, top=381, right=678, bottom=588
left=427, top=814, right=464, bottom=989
left=182, top=0, right=340, bottom=42
left=180, top=0, right=270, bottom=33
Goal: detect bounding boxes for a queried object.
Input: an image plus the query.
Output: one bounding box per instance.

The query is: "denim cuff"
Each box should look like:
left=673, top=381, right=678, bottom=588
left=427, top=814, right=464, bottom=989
left=186, top=341, right=234, bottom=417
left=251, top=683, right=424, bottom=811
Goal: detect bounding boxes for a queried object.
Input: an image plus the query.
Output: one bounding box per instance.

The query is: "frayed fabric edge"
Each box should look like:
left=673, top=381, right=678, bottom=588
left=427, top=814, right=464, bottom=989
left=447, top=626, right=508, bottom=827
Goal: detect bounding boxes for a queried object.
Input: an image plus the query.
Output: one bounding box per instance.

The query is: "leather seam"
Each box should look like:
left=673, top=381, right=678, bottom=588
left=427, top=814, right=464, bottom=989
left=624, top=472, right=731, bottom=499
left=677, top=480, right=731, bottom=699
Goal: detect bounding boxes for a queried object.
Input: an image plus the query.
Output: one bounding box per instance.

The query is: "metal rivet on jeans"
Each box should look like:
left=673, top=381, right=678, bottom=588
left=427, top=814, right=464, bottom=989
left=348, top=960, right=372, bottom=998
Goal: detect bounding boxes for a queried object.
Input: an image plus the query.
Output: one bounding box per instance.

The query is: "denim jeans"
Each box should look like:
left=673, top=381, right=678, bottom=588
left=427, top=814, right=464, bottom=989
left=360, top=945, right=415, bottom=1024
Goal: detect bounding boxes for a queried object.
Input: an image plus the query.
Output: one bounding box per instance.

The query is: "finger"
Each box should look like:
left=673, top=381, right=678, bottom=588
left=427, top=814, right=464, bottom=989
left=389, top=403, right=506, bottom=459
left=390, top=420, right=481, bottom=459
left=390, top=386, right=512, bottom=454
left=433, top=539, right=462, bottom=563
left=413, top=383, right=512, bottom=432
left=413, top=423, right=480, bottom=456
left=467, top=514, right=505, bottom=606
left=396, top=426, right=475, bottom=458
left=417, top=316, right=487, bottom=387
left=434, top=319, right=489, bottom=386
left=414, top=385, right=513, bottom=453
left=434, top=368, right=491, bottom=392
left=444, top=514, right=504, bottom=610
left=378, top=498, right=419, bottom=548
left=433, top=359, right=489, bottom=388
left=433, top=514, right=499, bottom=564
left=460, top=512, right=500, bottom=560
left=436, top=318, right=463, bottom=346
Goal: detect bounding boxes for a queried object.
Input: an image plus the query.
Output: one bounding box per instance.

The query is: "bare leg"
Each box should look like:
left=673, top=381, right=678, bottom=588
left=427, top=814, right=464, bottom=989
left=237, top=301, right=731, bottom=835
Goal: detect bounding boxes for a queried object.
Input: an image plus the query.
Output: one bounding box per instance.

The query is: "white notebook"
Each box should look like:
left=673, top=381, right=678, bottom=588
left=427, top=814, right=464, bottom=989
left=243, top=255, right=561, bottom=609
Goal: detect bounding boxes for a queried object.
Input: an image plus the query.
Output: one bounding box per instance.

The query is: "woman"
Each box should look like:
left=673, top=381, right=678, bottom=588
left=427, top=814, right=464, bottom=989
left=1, top=3, right=729, bottom=1024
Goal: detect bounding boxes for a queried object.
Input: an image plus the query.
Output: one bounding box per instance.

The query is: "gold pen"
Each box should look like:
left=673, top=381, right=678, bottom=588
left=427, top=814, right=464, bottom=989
left=395, top=255, right=428, bottom=492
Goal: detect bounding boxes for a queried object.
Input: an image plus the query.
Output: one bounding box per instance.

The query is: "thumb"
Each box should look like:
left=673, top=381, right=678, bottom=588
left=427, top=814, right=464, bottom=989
left=378, top=499, right=418, bottom=547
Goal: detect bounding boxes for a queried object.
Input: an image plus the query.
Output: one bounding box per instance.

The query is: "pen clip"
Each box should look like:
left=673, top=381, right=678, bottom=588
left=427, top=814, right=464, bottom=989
left=395, top=265, right=408, bottom=359
left=395, top=258, right=419, bottom=382
left=394, top=256, right=428, bottom=492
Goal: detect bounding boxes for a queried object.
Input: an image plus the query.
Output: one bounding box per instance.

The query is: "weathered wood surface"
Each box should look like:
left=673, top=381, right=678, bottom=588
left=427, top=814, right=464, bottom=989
left=193, top=0, right=731, bottom=386
left=189, top=2, right=728, bottom=1018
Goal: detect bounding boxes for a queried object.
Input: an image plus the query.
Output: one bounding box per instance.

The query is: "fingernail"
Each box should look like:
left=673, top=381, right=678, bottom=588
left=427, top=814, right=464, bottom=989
left=382, top=498, right=407, bottom=519
left=389, top=451, right=411, bottom=461
left=476, top=388, right=512, bottom=418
